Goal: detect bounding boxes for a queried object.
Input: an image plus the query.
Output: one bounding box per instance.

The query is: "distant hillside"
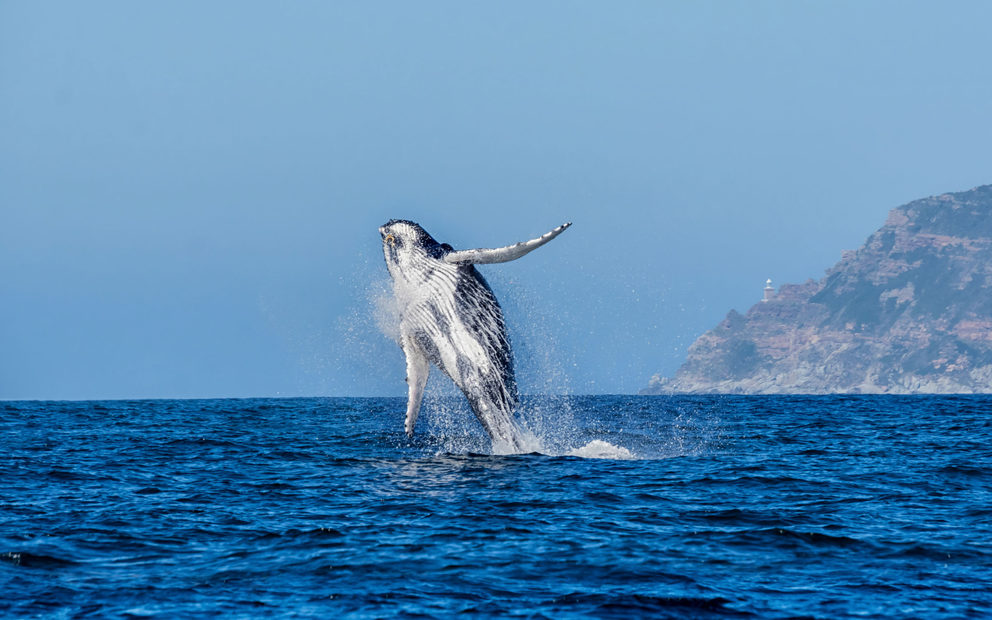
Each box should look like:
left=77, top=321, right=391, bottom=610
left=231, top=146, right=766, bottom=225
left=644, top=185, right=992, bottom=394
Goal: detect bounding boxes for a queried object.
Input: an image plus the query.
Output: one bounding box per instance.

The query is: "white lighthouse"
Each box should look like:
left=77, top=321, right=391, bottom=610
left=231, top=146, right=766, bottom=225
left=762, top=278, right=775, bottom=302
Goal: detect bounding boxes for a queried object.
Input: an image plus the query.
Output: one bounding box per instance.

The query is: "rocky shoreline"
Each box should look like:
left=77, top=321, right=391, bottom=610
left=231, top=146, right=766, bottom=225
left=643, top=185, right=992, bottom=394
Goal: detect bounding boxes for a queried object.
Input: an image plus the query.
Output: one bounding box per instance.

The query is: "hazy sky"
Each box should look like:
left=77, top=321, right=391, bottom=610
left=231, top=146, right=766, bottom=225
left=3, top=2, right=992, bottom=399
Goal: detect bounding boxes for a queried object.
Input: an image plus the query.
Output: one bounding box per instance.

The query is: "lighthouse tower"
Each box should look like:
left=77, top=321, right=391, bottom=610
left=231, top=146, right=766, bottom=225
left=762, top=278, right=775, bottom=302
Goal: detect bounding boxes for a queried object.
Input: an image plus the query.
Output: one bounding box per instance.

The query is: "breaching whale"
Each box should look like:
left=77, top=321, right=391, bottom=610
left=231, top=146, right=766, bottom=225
left=379, top=220, right=571, bottom=452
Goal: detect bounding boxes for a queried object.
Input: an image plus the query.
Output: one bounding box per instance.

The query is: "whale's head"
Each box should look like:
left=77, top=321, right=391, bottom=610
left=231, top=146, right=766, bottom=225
left=380, top=220, right=450, bottom=284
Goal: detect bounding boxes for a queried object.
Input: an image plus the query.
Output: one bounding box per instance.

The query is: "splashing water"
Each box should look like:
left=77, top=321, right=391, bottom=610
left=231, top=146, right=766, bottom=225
left=410, top=392, right=722, bottom=460
left=369, top=276, right=401, bottom=345
left=371, top=269, right=656, bottom=459
left=566, top=439, right=636, bottom=459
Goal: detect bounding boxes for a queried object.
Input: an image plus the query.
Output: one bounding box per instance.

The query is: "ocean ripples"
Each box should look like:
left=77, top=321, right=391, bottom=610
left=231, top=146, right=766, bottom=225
left=2, top=396, right=992, bottom=617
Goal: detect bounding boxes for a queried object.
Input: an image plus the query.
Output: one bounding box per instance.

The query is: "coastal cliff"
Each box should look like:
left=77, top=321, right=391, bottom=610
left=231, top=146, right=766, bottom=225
left=644, top=185, right=992, bottom=394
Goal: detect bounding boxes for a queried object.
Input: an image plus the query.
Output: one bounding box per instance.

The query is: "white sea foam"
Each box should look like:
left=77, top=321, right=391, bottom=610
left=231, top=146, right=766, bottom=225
left=491, top=428, right=544, bottom=456
left=566, top=439, right=636, bottom=460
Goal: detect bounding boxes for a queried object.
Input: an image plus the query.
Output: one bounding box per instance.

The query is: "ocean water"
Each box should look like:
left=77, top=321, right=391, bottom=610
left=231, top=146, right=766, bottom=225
left=2, top=395, right=991, bottom=618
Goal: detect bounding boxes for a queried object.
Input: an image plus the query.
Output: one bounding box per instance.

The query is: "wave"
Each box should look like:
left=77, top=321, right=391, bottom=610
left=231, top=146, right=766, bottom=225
left=0, top=552, right=78, bottom=569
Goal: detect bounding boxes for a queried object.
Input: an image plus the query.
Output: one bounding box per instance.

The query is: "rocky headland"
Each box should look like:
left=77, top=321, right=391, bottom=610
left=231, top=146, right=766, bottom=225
left=644, top=185, right=992, bottom=394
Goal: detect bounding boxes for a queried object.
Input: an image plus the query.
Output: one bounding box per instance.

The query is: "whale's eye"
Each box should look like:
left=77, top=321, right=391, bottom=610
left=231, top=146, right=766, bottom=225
left=385, top=234, right=395, bottom=245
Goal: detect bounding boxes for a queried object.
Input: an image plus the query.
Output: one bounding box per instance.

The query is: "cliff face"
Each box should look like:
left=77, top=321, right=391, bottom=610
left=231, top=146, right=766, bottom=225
left=644, top=185, right=992, bottom=394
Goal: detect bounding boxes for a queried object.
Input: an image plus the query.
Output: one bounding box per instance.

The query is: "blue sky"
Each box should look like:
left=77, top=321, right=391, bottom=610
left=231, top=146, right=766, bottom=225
left=2, top=2, right=991, bottom=399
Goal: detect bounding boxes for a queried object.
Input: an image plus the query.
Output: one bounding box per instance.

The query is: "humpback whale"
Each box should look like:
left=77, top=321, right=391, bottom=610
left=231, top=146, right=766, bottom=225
left=379, top=220, right=571, bottom=452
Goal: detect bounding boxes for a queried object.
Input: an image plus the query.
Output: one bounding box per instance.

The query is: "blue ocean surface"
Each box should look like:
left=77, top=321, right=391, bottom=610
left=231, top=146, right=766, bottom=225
left=2, top=395, right=991, bottom=618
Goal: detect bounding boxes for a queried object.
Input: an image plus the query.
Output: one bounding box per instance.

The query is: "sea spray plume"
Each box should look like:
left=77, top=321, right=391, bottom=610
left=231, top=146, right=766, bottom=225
left=379, top=219, right=571, bottom=453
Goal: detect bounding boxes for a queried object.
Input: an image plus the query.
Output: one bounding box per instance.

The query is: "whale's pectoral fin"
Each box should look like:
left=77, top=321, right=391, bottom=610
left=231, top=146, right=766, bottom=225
left=443, top=222, right=571, bottom=265
left=402, top=340, right=430, bottom=437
